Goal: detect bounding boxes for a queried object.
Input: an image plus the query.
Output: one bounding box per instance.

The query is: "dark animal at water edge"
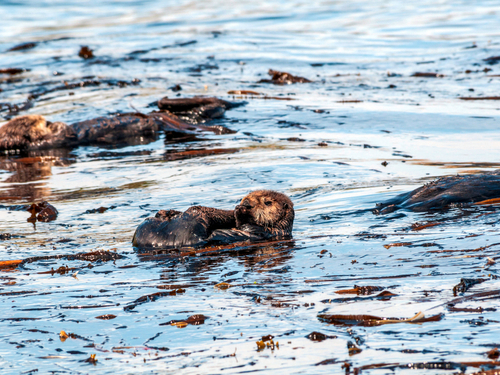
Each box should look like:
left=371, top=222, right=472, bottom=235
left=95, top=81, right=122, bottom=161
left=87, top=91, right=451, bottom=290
left=133, top=190, right=294, bottom=249
left=0, top=96, right=242, bottom=152
left=374, top=170, right=500, bottom=214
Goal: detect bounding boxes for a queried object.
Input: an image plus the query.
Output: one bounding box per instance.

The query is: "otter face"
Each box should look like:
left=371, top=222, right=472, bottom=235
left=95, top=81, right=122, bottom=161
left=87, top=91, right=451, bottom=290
left=0, top=115, right=49, bottom=138
left=0, top=115, right=76, bottom=151
left=17, top=115, right=53, bottom=140
left=235, top=190, right=294, bottom=231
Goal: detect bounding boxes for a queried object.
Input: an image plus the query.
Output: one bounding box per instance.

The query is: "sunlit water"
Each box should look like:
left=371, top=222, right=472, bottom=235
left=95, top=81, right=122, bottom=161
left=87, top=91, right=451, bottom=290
left=1, top=1, right=500, bottom=374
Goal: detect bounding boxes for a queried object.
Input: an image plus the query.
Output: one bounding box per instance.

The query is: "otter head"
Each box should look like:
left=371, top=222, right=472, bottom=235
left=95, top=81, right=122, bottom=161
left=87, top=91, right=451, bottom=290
left=0, top=115, right=75, bottom=150
left=23, top=115, right=51, bottom=140
left=235, top=190, right=294, bottom=235
left=0, top=115, right=50, bottom=139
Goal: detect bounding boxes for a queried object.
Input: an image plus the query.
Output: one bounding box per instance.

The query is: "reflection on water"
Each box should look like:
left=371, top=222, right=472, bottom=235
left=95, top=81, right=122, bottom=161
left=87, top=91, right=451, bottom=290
left=0, top=150, right=75, bottom=201
left=1, top=0, right=500, bottom=374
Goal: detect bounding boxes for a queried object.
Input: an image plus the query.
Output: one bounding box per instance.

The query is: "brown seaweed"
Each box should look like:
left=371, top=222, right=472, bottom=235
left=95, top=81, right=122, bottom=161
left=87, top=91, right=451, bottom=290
left=27, top=201, right=58, bottom=222
left=78, top=46, right=94, bottom=59
left=0, top=260, right=23, bottom=270
left=444, top=289, right=500, bottom=308
left=163, top=148, right=239, bottom=161
left=484, top=56, right=500, bottom=64
left=124, top=289, right=185, bottom=311
left=258, top=69, right=312, bottom=84
left=0, top=250, right=126, bottom=271
left=158, top=96, right=234, bottom=112
left=95, top=314, right=117, bottom=320
left=322, top=290, right=397, bottom=304
left=318, top=311, right=444, bottom=327
left=411, top=72, right=444, bottom=78
left=306, top=332, right=337, bottom=341
left=7, top=42, right=38, bottom=52
left=486, top=348, right=500, bottom=360
left=0, top=68, right=31, bottom=75
left=160, top=314, right=208, bottom=327
left=453, top=278, right=487, bottom=296
left=459, top=96, right=500, bottom=101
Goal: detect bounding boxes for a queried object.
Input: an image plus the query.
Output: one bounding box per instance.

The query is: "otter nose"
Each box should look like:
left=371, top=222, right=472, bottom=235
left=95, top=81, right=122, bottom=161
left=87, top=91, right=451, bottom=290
left=240, top=199, right=252, bottom=208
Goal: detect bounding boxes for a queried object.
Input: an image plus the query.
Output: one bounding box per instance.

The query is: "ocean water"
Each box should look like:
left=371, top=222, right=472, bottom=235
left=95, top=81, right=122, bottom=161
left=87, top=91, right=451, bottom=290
left=1, top=1, right=500, bottom=373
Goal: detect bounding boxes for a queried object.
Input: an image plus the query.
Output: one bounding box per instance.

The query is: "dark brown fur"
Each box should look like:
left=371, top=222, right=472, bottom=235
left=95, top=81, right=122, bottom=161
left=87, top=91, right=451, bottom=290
left=0, top=115, right=76, bottom=151
left=232, top=189, right=294, bottom=237
left=132, top=190, right=294, bottom=249
left=0, top=97, right=241, bottom=151
left=374, top=170, right=500, bottom=214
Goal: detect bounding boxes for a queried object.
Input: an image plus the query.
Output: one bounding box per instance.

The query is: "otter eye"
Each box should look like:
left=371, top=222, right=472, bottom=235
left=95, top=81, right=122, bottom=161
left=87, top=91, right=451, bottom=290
left=264, top=201, right=273, bottom=206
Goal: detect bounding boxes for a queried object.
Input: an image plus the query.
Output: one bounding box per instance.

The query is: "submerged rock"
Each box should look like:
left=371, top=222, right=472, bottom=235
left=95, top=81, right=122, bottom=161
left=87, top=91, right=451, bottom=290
left=374, top=170, right=500, bottom=214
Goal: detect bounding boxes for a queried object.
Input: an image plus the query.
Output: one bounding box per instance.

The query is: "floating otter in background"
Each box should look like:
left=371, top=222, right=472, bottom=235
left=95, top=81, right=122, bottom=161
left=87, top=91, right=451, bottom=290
left=0, top=115, right=76, bottom=150
left=374, top=170, right=500, bottom=214
left=132, top=190, right=294, bottom=249
left=0, top=96, right=241, bottom=151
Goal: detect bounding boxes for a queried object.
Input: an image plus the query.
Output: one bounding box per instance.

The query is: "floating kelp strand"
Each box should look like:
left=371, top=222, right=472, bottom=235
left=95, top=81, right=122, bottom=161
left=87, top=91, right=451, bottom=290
left=318, top=312, right=444, bottom=327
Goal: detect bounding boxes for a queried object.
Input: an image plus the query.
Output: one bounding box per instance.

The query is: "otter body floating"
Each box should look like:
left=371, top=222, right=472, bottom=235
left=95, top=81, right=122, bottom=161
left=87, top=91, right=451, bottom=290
left=0, top=96, right=243, bottom=152
left=374, top=170, right=500, bottom=214
left=133, top=190, right=294, bottom=249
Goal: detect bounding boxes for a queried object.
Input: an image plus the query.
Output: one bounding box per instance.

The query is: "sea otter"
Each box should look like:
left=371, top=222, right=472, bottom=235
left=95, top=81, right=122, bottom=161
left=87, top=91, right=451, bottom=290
left=0, top=96, right=240, bottom=151
left=132, top=190, right=294, bottom=249
left=0, top=115, right=77, bottom=151
left=374, top=170, right=500, bottom=214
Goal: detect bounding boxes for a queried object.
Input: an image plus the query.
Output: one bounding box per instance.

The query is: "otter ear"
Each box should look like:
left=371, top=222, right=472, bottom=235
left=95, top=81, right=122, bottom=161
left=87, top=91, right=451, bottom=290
left=283, top=202, right=289, bottom=209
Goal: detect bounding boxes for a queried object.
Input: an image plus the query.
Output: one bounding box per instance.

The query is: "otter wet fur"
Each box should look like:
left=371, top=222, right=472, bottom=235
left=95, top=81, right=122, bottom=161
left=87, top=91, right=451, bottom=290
left=0, top=96, right=242, bottom=152
left=0, top=115, right=77, bottom=151
left=374, top=170, right=500, bottom=214
left=132, top=190, right=294, bottom=249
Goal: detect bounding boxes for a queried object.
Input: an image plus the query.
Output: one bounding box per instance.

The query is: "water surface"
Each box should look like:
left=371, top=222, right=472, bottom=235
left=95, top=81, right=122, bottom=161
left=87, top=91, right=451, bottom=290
left=1, top=1, right=500, bottom=373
